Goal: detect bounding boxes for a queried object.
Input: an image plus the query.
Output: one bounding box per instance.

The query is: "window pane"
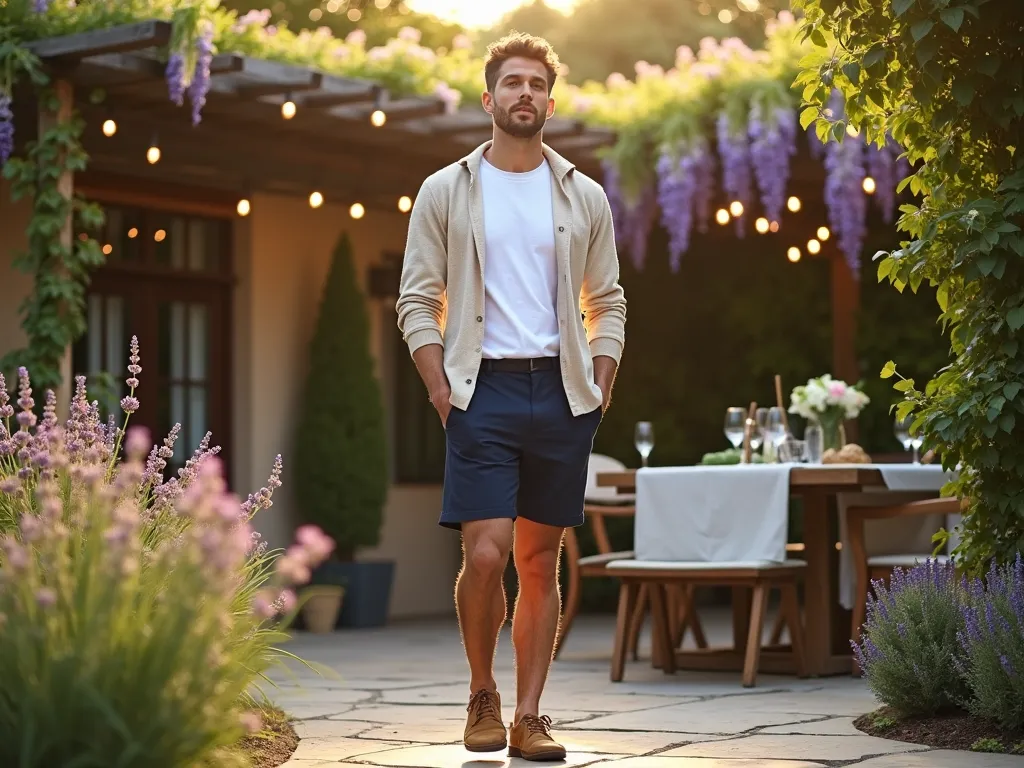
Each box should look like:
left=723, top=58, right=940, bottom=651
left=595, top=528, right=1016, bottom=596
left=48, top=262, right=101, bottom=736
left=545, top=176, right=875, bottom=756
left=104, top=207, right=143, bottom=263
left=188, top=385, right=207, bottom=457
left=188, top=304, right=208, bottom=380
left=153, top=214, right=187, bottom=269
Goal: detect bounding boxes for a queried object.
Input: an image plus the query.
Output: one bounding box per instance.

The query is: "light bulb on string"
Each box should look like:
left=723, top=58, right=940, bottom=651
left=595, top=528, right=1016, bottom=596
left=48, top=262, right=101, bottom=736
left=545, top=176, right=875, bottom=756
left=102, top=118, right=117, bottom=137
left=755, top=217, right=769, bottom=234
left=817, top=226, right=830, bottom=241
left=786, top=196, right=801, bottom=212
left=102, top=243, right=113, bottom=256
left=729, top=200, right=744, bottom=217
left=398, top=195, right=412, bottom=213
left=370, top=109, right=387, bottom=127
left=787, top=246, right=802, bottom=263
left=146, top=135, right=161, bottom=165
left=350, top=202, right=366, bottom=219
left=715, top=208, right=730, bottom=225
left=862, top=176, right=876, bottom=194
left=769, top=221, right=780, bottom=233
left=807, top=238, right=821, bottom=255
left=237, top=198, right=251, bottom=217
left=281, top=95, right=297, bottom=120
left=309, top=191, right=324, bottom=209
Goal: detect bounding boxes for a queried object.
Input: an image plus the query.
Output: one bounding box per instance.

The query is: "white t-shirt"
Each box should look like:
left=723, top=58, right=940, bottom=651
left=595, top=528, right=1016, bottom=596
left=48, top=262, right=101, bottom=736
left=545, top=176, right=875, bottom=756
left=478, top=156, right=560, bottom=360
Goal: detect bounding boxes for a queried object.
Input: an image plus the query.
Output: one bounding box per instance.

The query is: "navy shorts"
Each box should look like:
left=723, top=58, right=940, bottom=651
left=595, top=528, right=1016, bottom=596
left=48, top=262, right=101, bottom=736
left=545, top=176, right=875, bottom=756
left=440, top=359, right=603, bottom=531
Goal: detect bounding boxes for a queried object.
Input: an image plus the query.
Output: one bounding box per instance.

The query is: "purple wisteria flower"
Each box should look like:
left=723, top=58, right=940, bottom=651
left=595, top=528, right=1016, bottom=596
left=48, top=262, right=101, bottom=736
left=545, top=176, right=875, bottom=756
left=823, top=93, right=867, bottom=277
left=716, top=111, right=753, bottom=237
left=866, top=137, right=899, bottom=224
left=188, top=24, right=214, bottom=126
left=749, top=102, right=797, bottom=223
left=656, top=146, right=702, bottom=272
left=32, top=0, right=49, bottom=13
left=693, top=148, right=716, bottom=234
left=0, top=93, right=13, bottom=167
left=165, top=53, right=186, bottom=106
left=602, top=160, right=658, bottom=270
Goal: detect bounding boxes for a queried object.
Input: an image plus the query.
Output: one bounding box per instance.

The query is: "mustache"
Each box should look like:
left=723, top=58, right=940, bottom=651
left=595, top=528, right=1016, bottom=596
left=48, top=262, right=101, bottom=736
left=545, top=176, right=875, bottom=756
left=512, top=104, right=536, bottom=114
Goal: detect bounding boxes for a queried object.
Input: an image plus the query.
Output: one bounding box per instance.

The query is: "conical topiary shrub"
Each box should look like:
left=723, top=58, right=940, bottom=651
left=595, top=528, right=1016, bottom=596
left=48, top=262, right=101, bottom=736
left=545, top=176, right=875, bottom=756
left=293, top=232, right=388, bottom=562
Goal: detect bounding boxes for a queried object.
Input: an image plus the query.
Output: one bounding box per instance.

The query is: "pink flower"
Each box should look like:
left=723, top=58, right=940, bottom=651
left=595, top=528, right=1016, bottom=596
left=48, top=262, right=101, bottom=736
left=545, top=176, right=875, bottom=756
left=346, top=29, right=366, bottom=46
left=36, top=587, right=57, bottom=608
left=296, top=525, right=335, bottom=564
left=276, top=589, right=297, bottom=614
left=397, top=26, right=421, bottom=43
left=252, top=591, right=278, bottom=619
left=452, top=33, right=471, bottom=50
left=828, top=381, right=847, bottom=399
left=275, top=549, right=311, bottom=584
left=2, top=537, right=29, bottom=570
left=239, top=711, right=262, bottom=735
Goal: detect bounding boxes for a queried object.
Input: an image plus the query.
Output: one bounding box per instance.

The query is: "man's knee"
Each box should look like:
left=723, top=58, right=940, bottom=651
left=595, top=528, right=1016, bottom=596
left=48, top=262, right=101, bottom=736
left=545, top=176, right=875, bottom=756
left=516, top=547, right=560, bottom=588
left=463, top=527, right=512, bottom=582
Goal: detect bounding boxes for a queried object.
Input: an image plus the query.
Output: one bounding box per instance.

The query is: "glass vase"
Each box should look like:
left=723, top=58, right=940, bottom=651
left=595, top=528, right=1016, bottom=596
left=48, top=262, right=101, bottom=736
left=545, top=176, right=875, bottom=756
left=816, top=414, right=846, bottom=453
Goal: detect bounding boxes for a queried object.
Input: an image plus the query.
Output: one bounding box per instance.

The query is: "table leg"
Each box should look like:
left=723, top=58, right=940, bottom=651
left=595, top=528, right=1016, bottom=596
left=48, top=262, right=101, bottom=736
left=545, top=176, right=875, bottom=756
left=801, top=490, right=832, bottom=676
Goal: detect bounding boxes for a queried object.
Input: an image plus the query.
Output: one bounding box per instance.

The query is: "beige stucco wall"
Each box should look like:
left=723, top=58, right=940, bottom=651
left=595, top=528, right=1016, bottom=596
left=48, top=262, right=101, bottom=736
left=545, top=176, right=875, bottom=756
left=240, top=192, right=459, bottom=619
left=0, top=180, right=460, bottom=620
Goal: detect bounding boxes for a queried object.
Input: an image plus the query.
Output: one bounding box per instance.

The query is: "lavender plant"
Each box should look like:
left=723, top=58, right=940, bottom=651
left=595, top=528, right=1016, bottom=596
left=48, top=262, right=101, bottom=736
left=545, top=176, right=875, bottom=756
left=0, top=338, right=335, bottom=765
left=958, top=555, right=1024, bottom=729
left=852, top=559, right=970, bottom=716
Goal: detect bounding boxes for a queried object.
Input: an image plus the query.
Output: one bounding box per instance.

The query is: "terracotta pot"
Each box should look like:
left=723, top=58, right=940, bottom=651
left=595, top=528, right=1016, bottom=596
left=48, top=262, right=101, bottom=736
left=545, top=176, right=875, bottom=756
left=301, top=586, right=346, bottom=634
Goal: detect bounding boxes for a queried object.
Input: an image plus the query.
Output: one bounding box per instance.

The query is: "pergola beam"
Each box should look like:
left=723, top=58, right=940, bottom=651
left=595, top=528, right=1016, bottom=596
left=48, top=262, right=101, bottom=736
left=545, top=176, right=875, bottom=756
left=25, top=20, right=172, bottom=61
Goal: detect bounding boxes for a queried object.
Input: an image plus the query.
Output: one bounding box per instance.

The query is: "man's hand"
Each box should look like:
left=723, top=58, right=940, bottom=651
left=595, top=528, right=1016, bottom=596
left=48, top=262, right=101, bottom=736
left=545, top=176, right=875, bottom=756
left=593, top=355, right=618, bottom=413
left=431, top=386, right=453, bottom=428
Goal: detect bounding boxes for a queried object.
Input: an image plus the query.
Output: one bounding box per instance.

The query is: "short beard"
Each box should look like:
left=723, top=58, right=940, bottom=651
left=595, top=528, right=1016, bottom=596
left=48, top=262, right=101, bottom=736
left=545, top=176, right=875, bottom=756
left=492, top=102, right=546, bottom=139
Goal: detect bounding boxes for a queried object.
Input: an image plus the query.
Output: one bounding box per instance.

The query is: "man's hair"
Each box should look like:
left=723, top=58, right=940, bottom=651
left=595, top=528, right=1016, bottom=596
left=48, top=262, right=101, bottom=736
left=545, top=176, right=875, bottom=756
left=484, top=32, right=560, bottom=94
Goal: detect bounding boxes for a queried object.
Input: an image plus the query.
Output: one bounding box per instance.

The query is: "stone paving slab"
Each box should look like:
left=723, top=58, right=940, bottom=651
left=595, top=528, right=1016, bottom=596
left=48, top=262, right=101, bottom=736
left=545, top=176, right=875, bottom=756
left=271, top=614, right=1018, bottom=768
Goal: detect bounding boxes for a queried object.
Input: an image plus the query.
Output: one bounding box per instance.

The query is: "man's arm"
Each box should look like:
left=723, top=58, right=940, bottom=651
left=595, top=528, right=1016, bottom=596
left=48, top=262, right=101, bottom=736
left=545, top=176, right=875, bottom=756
left=396, top=180, right=451, bottom=422
left=582, top=189, right=627, bottom=410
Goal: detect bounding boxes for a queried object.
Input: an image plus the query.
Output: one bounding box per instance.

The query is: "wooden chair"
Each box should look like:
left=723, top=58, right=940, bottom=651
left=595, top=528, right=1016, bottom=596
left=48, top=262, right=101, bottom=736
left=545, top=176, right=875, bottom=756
left=605, top=559, right=808, bottom=688
left=847, top=495, right=961, bottom=672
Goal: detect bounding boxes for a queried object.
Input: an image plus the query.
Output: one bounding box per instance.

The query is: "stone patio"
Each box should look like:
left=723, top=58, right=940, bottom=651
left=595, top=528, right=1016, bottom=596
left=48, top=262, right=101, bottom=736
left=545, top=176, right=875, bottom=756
left=270, top=612, right=1019, bottom=767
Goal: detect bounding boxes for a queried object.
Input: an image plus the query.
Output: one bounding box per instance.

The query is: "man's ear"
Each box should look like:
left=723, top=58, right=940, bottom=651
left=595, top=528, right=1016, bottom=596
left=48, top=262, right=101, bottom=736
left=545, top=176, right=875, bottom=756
left=481, top=90, right=494, bottom=115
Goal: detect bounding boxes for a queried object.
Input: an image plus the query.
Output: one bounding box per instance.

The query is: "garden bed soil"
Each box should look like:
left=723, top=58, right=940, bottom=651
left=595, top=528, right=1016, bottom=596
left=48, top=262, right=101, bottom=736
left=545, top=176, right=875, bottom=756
left=856, top=707, right=1024, bottom=755
left=237, top=707, right=299, bottom=768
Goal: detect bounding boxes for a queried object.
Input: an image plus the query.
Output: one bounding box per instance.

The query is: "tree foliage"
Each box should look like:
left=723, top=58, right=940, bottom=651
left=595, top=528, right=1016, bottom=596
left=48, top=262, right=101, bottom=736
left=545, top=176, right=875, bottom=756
left=794, top=0, right=1024, bottom=571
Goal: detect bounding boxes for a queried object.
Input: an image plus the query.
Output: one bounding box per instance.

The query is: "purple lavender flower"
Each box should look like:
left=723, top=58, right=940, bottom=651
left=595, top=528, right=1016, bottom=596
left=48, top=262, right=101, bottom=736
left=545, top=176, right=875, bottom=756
left=127, top=334, right=141, bottom=389
left=120, top=396, right=140, bottom=415
left=0, top=373, right=13, bottom=420
left=32, top=0, right=50, bottom=12
left=656, top=146, right=701, bottom=272
left=188, top=25, right=214, bottom=126
left=749, top=102, right=797, bottom=223
left=716, top=111, right=753, bottom=237
left=823, top=93, right=867, bottom=277
left=0, top=93, right=13, bottom=167
left=166, top=53, right=187, bottom=106
left=16, top=367, right=36, bottom=429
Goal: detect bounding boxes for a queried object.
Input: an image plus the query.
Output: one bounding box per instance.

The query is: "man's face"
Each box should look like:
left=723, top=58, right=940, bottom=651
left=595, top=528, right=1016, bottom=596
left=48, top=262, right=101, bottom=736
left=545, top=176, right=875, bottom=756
left=483, top=57, right=555, bottom=139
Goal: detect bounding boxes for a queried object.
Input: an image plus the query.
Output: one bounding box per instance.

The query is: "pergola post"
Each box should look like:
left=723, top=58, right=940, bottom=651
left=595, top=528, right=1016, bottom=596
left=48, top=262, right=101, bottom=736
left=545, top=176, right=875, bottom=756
left=37, top=78, right=75, bottom=418
left=831, top=255, right=861, bottom=444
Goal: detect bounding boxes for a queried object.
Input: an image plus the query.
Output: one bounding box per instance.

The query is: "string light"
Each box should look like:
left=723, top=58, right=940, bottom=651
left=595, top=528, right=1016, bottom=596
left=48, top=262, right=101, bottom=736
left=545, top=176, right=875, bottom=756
left=146, top=135, right=161, bottom=165
left=787, top=246, right=801, bottom=263
left=281, top=97, right=297, bottom=120
left=755, top=217, right=769, bottom=234
left=807, top=238, right=821, bottom=255
left=154, top=229, right=167, bottom=243
left=715, top=208, right=730, bottom=225
left=737, top=0, right=760, bottom=9
left=102, top=244, right=113, bottom=255
left=729, top=201, right=744, bottom=217
left=769, top=220, right=780, bottom=233
left=863, top=176, right=877, bottom=194
left=718, top=9, right=734, bottom=23
left=102, top=119, right=117, bottom=137
left=398, top=195, right=412, bottom=213
left=786, top=196, right=801, bottom=212
left=309, top=8, right=322, bottom=21
left=236, top=198, right=251, bottom=217
left=350, top=202, right=366, bottom=219
left=309, top=191, right=324, bottom=209
left=370, top=109, right=387, bottom=127
left=347, top=7, right=361, bottom=20
left=817, top=226, right=830, bottom=241
left=127, top=228, right=138, bottom=239
left=375, top=0, right=391, bottom=7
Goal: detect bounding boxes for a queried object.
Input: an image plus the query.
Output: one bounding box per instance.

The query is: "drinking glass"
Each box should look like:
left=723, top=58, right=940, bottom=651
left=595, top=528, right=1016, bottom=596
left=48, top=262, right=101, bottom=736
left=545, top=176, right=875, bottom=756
left=804, top=424, right=824, bottom=464
left=635, top=421, right=655, bottom=467
left=895, top=413, right=921, bottom=464
left=766, top=407, right=788, bottom=447
left=724, top=407, right=746, bottom=450
left=749, top=407, right=768, bottom=451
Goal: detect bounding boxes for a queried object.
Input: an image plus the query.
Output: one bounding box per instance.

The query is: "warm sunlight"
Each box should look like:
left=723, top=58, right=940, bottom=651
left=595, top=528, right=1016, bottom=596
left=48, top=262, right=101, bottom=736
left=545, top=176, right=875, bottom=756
left=405, top=0, right=578, bottom=29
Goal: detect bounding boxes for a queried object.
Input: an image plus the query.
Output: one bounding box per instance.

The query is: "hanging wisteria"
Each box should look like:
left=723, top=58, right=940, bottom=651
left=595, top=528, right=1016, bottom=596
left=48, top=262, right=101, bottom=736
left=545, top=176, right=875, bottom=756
left=748, top=99, right=797, bottom=224
left=823, top=93, right=868, bottom=277
left=656, top=144, right=702, bottom=272
left=866, top=137, right=900, bottom=224
left=0, top=93, right=13, bottom=167
left=603, top=160, right=657, bottom=271
left=693, top=148, right=716, bottom=234
left=716, top=111, right=753, bottom=237
left=165, top=13, right=214, bottom=125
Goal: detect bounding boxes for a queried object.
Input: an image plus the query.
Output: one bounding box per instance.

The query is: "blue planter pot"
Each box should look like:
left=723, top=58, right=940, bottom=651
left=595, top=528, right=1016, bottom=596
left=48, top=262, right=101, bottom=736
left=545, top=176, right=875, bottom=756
left=307, top=560, right=395, bottom=629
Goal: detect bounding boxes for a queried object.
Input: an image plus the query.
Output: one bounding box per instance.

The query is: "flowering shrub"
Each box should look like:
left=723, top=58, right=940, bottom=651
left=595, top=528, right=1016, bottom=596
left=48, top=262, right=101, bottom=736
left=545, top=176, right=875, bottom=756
left=958, top=555, right=1024, bottom=729
left=0, top=338, right=334, bottom=766
left=852, top=559, right=970, bottom=716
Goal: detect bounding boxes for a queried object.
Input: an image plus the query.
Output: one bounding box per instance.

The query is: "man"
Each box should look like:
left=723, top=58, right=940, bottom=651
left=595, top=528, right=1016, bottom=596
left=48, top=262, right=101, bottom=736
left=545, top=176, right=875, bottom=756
left=396, top=32, right=626, bottom=762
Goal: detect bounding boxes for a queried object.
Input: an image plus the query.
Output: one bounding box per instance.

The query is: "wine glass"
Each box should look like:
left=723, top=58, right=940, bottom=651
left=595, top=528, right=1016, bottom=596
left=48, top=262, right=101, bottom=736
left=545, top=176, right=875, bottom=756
left=766, top=407, right=788, bottom=448
left=634, top=421, right=655, bottom=467
left=895, top=413, right=921, bottom=464
left=749, top=407, right=768, bottom=451
left=724, top=408, right=746, bottom=450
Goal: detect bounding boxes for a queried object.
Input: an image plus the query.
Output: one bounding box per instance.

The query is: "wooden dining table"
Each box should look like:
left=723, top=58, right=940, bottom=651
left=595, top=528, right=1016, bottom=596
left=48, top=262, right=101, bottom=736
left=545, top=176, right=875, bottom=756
left=597, top=465, right=899, bottom=677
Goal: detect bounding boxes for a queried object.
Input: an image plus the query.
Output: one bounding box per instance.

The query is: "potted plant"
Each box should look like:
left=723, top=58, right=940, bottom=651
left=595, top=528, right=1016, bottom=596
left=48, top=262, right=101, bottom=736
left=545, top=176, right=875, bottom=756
left=293, top=232, right=392, bottom=629
left=788, top=374, right=871, bottom=453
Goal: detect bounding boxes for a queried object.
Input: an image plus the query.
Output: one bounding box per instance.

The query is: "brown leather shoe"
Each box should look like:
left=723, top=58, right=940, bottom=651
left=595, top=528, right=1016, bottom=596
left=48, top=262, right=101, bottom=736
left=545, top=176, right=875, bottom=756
left=508, top=714, right=566, bottom=761
left=464, top=689, right=506, bottom=752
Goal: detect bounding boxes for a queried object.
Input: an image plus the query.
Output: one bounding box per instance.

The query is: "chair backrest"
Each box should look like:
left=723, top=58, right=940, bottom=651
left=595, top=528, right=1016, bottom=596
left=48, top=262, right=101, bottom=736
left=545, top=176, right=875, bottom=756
left=585, top=453, right=632, bottom=503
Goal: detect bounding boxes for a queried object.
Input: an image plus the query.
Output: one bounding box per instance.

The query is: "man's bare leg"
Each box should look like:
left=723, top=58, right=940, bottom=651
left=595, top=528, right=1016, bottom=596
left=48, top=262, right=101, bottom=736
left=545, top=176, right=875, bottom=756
left=457, top=518, right=514, bottom=693
left=510, top=517, right=564, bottom=723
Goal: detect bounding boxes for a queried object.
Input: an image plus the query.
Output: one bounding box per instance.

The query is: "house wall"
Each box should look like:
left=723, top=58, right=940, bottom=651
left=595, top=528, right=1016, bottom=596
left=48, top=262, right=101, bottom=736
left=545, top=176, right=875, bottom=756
left=238, top=192, right=459, bottom=619
left=0, top=180, right=460, bottom=621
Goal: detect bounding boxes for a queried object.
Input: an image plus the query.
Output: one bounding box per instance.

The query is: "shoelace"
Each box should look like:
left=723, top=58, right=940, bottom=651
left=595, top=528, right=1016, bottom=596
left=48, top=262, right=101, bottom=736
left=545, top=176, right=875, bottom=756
left=467, top=689, right=500, bottom=725
left=520, top=714, right=554, bottom=735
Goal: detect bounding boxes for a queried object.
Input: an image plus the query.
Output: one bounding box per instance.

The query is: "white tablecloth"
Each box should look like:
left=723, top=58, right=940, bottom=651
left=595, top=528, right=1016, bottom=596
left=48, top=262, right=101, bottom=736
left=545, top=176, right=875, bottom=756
left=634, top=465, right=792, bottom=563
left=633, top=463, right=960, bottom=607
